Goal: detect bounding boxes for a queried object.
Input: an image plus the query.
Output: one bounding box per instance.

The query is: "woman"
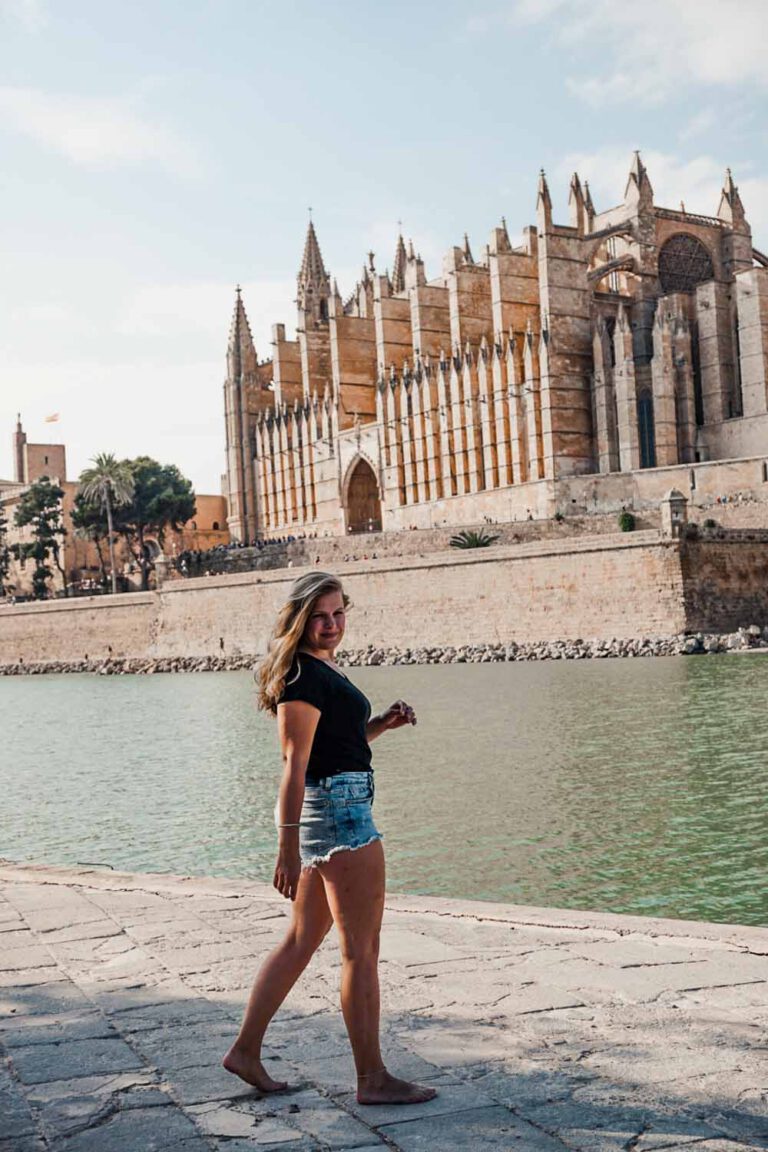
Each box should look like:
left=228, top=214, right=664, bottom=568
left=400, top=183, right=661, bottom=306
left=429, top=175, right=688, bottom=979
left=223, top=571, right=437, bottom=1106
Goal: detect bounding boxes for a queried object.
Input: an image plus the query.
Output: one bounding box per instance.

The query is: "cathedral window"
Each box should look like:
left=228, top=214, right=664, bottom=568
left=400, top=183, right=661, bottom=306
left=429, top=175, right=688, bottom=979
left=658, top=234, right=714, bottom=294
left=637, top=391, right=656, bottom=469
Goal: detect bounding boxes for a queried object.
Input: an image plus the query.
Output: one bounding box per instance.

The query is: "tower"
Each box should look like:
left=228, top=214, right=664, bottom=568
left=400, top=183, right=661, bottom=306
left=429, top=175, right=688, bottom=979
left=13, top=414, right=26, bottom=484
left=224, top=287, right=258, bottom=542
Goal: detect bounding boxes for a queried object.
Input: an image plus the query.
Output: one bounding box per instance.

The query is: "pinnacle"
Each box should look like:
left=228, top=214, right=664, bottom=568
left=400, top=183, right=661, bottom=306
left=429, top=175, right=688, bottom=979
left=537, top=168, right=552, bottom=207
left=299, top=219, right=329, bottom=286
left=228, top=286, right=256, bottom=357
left=391, top=233, right=407, bottom=293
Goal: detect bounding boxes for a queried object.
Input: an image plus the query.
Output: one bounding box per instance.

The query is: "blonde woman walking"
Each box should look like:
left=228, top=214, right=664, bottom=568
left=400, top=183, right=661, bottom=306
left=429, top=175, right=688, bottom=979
left=223, top=571, right=436, bottom=1106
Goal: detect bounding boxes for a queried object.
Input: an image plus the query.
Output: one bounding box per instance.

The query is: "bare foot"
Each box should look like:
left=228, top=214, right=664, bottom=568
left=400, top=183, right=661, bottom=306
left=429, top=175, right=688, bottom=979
left=357, top=1069, right=438, bottom=1106
left=222, top=1045, right=288, bottom=1092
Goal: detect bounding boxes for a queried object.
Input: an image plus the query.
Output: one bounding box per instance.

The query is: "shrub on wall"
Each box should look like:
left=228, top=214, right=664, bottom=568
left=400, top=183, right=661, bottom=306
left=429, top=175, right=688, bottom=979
left=449, top=529, right=500, bottom=549
left=618, top=511, right=636, bottom=533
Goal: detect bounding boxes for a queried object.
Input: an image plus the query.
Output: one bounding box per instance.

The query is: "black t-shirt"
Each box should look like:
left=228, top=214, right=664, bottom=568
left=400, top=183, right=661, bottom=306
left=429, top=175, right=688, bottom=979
left=278, top=652, right=373, bottom=781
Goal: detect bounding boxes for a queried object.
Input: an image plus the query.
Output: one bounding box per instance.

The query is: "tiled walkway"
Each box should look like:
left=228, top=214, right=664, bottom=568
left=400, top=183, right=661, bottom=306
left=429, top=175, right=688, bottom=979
left=1, top=863, right=766, bottom=1151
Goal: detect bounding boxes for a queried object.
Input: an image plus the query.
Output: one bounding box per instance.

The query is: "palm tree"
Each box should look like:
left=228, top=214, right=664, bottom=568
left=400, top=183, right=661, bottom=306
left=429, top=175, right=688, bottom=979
left=77, top=454, right=135, bottom=596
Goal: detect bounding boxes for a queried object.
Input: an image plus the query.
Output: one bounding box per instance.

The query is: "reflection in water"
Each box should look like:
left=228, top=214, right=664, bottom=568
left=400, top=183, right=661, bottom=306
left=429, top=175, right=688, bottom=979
left=1, top=656, right=766, bottom=925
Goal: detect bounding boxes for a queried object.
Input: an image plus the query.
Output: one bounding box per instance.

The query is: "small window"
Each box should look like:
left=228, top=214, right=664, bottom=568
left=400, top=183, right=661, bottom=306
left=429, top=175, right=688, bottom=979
left=762, top=462, right=768, bottom=483
left=212, top=521, right=220, bottom=530
left=689, top=469, right=696, bottom=490
left=191, top=521, right=197, bottom=530
left=44, top=455, right=49, bottom=465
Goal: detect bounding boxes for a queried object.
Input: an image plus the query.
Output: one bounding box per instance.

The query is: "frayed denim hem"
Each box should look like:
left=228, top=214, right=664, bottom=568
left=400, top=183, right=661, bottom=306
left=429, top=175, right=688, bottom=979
left=302, top=832, right=383, bottom=870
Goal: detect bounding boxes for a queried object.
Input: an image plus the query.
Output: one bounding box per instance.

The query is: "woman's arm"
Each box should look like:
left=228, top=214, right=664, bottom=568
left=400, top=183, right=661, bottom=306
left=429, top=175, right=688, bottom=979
left=274, top=700, right=320, bottom=900
left=366, top=699, right=416, bottom=743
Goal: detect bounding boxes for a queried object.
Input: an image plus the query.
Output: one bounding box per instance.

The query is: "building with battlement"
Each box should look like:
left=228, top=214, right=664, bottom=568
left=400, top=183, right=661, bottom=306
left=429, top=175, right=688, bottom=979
left=223, top=154, right=768, bottom=541
left=1, top=419, right=229, bottom=597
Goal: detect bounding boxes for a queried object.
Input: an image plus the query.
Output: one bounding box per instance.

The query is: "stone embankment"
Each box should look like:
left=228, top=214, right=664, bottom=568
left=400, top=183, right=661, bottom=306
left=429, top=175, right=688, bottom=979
left=1, top=625, right=767, bottom=676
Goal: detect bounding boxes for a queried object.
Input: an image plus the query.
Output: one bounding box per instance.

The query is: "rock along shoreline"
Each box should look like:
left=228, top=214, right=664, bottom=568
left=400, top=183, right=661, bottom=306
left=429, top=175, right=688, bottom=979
left=2, top=625, right=768, bottom=676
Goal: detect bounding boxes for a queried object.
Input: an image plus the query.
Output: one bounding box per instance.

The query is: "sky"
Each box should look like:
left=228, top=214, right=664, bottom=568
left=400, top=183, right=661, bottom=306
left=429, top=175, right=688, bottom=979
left=0, top=0, right=766, bottom=494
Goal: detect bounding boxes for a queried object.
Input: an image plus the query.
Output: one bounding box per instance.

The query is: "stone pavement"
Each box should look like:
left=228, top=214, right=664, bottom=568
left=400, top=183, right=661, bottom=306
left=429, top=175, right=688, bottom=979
left=0, top=864, right=766, bottom=1152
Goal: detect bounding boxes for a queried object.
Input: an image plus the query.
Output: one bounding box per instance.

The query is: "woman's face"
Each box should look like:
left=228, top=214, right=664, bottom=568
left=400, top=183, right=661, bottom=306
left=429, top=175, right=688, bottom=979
left=302, top=589, right=346, bottom=654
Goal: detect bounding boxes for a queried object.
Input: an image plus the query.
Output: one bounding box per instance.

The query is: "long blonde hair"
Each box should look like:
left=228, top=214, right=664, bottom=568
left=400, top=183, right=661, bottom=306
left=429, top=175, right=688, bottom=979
left=257, top=571, right=350, bottom=714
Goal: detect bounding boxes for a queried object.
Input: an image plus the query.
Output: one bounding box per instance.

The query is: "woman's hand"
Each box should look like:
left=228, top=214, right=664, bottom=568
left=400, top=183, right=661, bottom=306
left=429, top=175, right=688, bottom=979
left=380, top=699, right=417, bottom=730
left=274, top=847, right=302, bottom=901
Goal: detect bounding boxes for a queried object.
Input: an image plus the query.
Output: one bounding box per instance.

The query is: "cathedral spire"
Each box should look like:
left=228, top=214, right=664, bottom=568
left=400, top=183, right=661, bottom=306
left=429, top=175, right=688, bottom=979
left=299, top=219, right=328, bottom=285
left=227, top=285, right=257, bottom=380
left=391, top=233, right=407, bottom=293
left=624, top=150, right=653, bottom=212
left=297, top=218, right=331, bottom=323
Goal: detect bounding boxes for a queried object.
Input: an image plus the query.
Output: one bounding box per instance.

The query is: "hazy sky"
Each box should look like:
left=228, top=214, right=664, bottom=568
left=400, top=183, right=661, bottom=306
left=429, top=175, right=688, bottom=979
left=1, top=0, right=766, bottom=493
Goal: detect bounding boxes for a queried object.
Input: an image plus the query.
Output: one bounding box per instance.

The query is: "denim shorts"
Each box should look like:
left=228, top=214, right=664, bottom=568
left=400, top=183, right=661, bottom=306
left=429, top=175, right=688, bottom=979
left=275, top=770, right=383, bottom=869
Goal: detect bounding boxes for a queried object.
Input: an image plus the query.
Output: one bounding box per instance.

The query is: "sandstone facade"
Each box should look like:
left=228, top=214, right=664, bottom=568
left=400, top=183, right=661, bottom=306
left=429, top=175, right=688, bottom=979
left=224, top=156, right=768, bottom=541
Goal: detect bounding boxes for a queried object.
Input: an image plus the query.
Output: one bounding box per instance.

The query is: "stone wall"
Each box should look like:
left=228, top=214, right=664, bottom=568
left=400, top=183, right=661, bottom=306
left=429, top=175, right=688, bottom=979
left=681, top=538, right=768, bottom=633
left=0, top=593, right=155, bottom=665
left=3, top=532, right=768, bottom=667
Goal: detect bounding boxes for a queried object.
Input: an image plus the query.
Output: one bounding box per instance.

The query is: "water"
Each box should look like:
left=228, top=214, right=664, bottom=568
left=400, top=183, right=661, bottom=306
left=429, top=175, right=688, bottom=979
left=2, top=657, right=767, bottom=926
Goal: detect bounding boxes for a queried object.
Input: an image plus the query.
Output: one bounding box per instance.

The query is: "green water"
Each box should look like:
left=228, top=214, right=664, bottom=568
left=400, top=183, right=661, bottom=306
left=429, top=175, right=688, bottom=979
left=2, top=656, right=767, bottom=925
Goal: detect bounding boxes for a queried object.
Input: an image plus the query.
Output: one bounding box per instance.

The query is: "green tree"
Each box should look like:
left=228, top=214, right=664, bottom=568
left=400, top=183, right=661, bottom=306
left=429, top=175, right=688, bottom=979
left=70, top=492, right=110, bottom=589
left=77, top=453, right=135, bottom=596
left=12, top=476, right=68, bottom=599
left=113, top=458, right=196, bottom=590
left=0, top=501, right=10, bottom=596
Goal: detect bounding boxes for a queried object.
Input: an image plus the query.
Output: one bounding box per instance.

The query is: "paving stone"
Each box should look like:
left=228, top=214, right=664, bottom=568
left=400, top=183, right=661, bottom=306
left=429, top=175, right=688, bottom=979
left=342, top=1077, right=498, bottom=1126
left=0, top=1065, right=38, bottom=1139
left=0, top=979, right=91, bottom=1018
left=378, top=1104, right=554, bottom=1149
left=24, top=1071, right=173, bottom=1135
left=288, top=1096, right=387, bottom=1148
left=10, top=1036, right=145, bottom=1085
left=128, top=1019, right=234, bottom=1069
left=40, top=919, right=124, bottom=943
left=0, top=966, right=61, bottom=987
left=162, top=1060, right=265, bottom=1105
left=0, top=945, right=54, bottom=972
left=113, top=996, right=227, bottom=1033
left=0, top=1010, right=115, bottom=1047
left=53, top=1103, right=209, bottom=1152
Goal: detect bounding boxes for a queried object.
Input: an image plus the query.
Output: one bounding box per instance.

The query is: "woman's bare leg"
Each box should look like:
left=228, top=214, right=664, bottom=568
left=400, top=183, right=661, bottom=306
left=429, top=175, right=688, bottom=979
left=223, top=866, right=332, bottom=1090
left=318, top=840, right=437, bottom=1105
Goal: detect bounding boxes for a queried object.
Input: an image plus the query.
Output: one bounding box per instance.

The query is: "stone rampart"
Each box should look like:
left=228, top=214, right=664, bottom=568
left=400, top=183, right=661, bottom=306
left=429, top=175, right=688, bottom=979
left=2, top=532, right=768, bottom=667
left=681, top=538, right=768, bottom=633
left=0, top=592, right=155, bottom=665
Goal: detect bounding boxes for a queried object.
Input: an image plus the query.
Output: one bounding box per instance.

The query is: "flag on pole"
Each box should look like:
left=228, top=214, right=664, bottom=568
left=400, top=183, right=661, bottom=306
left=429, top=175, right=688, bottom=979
left=44, top=413, right=60, bottom=423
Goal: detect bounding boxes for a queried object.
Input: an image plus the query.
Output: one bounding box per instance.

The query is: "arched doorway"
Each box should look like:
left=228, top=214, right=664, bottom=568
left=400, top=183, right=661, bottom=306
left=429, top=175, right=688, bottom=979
left=345, top=458, right=382, bottom=534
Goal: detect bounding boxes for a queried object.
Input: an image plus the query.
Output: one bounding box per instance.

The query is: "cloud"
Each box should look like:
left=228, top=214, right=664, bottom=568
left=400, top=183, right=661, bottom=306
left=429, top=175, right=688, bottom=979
left=0, top=0, right=46, bottom=31
left=508, top=0, right=768, bottom=106
left=0, top=86, right=199, bottom=174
